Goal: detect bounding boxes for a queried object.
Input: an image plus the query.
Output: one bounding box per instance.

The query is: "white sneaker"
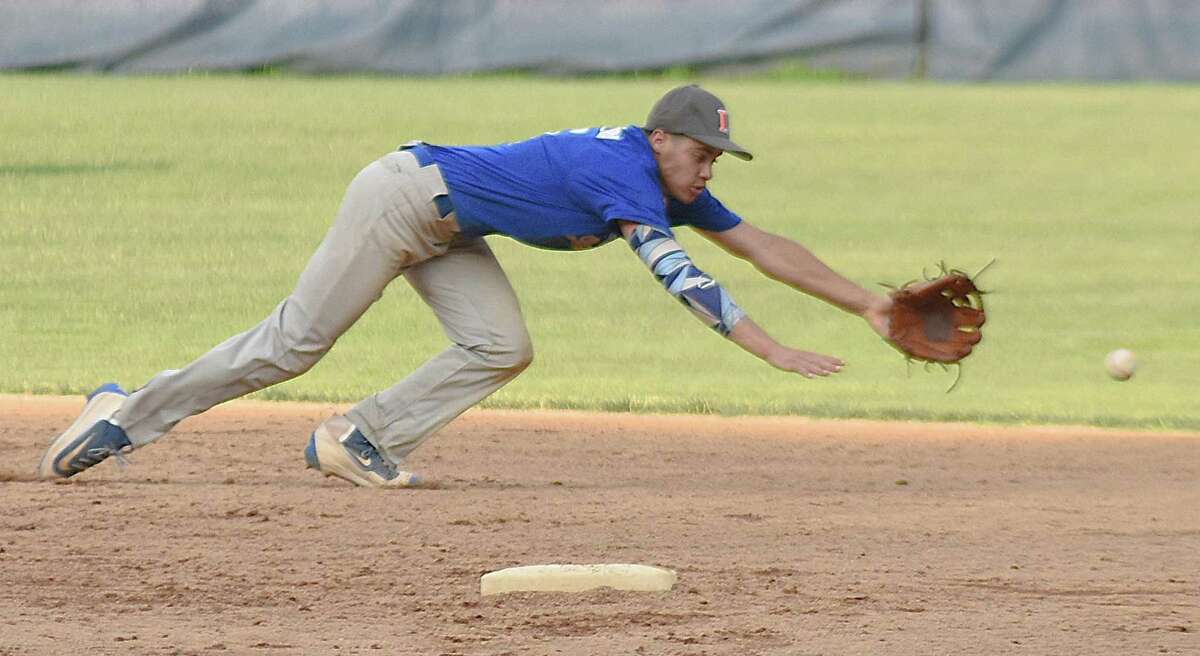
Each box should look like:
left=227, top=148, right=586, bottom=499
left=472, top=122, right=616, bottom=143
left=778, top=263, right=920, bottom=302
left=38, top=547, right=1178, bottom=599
left=38, top=383, right=133, bottom=479
left=303, top=416, right=420, bottom=488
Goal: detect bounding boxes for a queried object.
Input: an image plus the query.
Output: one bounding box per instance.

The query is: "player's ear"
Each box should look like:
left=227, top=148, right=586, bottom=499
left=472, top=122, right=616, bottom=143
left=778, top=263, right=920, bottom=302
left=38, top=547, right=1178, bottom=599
left=648, top=129, right=670, bottom=154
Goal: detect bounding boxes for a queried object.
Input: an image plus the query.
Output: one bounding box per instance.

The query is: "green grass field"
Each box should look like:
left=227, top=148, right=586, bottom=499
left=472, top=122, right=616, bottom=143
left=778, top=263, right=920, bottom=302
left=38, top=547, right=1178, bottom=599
left=2, top=73, right=1197, bottom=430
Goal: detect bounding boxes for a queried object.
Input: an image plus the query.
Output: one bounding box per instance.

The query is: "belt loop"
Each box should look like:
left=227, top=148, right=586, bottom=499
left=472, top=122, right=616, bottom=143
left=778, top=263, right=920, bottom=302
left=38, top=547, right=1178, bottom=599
left=433, top=195, right=454, bottom=219
left=413, top=162, right=454, bottom=220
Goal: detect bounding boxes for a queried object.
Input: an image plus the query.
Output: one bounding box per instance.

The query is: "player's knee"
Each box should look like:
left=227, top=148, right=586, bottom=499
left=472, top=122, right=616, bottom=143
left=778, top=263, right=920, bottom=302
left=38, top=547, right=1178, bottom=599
left=473, top=334, right=534, bottom=374
left=507, top=338, right=535, bottom=373
left=275, top=322, right=337, bottom=377
left=276, top=344, right=329, bottom=377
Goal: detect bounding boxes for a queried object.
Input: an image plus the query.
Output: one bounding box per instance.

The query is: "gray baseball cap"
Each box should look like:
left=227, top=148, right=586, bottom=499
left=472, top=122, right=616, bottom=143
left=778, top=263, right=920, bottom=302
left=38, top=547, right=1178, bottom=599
left=644, top=84, right=753, bottom=161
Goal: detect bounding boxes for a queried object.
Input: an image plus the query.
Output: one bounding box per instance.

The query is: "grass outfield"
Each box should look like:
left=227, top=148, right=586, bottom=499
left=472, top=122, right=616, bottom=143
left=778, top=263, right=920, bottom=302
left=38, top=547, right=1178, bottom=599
left=2, top=73, right=1197, bottom=430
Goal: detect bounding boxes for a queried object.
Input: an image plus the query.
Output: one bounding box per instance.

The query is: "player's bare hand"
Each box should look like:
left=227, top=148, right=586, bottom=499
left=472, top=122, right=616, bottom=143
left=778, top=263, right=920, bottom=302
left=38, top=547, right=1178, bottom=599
left=862, top=296, right=892, bottom=340
left=765, top=346, right=844, bottom=378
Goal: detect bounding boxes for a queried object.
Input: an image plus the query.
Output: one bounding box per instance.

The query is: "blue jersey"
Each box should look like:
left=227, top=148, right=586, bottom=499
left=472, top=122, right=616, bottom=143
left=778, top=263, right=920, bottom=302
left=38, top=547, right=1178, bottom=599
left=413, top=125, right=741, bottom=250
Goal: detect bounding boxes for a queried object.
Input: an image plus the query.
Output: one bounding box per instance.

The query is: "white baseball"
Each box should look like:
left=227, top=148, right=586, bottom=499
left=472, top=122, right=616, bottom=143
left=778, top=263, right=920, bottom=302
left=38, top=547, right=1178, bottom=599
left=1105, top=349, right=1137, bottom=381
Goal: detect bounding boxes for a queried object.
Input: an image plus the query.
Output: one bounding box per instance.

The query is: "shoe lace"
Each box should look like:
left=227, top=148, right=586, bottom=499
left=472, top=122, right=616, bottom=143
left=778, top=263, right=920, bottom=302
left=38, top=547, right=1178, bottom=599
left=76, top=445, right=131, bottom=472
left=109, top=448, right=132, bottom=471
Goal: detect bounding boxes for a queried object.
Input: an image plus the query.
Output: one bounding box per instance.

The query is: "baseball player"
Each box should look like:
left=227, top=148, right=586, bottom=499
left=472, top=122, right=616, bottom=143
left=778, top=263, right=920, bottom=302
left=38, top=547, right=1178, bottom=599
left=39, top=85, right=893, bottom=487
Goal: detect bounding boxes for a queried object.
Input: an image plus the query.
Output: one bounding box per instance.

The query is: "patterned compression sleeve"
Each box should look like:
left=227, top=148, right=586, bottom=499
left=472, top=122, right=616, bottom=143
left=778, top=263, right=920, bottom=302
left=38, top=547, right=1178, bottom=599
left=627, top=223, right=746, bottom=336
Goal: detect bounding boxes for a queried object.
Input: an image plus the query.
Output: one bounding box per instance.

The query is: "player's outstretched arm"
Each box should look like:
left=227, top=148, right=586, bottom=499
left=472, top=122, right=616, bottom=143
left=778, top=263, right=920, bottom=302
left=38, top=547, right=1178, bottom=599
left=698, top=221, right=892, bottom=339
left=618, top=220, right=843, bottom=378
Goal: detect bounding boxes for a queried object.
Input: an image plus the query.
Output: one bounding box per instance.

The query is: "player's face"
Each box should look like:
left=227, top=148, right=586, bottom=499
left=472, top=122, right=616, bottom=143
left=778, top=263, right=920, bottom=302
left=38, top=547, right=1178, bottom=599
left=651, top=131, right=722, bottom=204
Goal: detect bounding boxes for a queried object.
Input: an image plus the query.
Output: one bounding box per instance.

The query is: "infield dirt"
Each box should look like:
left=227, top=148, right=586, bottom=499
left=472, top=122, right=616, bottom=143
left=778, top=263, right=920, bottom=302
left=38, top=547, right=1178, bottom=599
left=1, top=395, right=1196, bottom=655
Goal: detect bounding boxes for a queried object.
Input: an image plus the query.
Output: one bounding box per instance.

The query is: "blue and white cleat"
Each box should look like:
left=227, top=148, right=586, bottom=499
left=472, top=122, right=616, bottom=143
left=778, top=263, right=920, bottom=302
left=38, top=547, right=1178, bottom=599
left=38, top=383, right=133, bottom=480
left=304, top=415, right=421, bottom=488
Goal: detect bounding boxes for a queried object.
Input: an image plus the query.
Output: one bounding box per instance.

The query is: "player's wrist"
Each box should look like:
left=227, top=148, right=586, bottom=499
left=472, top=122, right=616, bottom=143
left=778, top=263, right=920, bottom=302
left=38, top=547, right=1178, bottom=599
left=855, top=293, right=890, bottom=317
left=861, top=295, right=891, bottom=318
left=863, top=299, right=892, bottom=339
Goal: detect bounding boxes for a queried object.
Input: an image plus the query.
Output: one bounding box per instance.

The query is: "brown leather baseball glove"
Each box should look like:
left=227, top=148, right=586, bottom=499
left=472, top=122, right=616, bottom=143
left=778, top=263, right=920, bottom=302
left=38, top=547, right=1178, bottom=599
left=886, top=269, right=986, bottom=364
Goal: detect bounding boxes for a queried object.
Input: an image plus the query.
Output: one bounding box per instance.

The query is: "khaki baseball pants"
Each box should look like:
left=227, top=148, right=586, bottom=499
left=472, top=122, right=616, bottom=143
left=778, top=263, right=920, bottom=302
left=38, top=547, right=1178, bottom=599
left=112, top=151, right=532, bottom=464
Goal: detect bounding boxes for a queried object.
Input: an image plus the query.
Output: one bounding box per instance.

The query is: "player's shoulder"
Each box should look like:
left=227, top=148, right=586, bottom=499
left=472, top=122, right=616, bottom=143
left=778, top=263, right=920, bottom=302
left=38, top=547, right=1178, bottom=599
left=539, top=124, right=648, bottom=152
left=546, top=125, right=654, bottom=175
left=597, top=124, right=651, bottom=153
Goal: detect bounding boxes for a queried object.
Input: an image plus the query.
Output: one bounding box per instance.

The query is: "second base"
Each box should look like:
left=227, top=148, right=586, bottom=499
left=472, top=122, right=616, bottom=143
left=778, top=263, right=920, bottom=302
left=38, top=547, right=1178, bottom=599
left=480, top=563, right=677, bottom=595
